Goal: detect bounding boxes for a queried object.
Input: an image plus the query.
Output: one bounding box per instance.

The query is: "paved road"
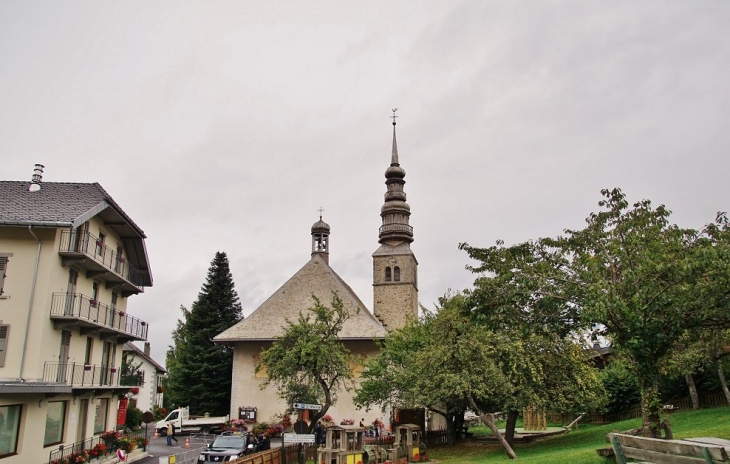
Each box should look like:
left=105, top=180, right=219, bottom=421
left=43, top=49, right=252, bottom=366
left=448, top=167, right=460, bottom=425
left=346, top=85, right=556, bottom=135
left=132, top=434, right=284, bottom=463
left=133, top=433, right=209, bottom=463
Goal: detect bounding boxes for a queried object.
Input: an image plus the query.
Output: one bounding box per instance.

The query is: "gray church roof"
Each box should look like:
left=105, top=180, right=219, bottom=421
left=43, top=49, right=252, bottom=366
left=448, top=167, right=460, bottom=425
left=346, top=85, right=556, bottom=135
left=215, top=254, right=388, bottom=342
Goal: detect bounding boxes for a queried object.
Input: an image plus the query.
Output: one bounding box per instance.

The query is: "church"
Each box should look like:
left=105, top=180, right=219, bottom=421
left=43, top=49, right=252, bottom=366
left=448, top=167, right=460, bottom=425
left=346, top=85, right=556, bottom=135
left=214, top=118, right=419, bottom=425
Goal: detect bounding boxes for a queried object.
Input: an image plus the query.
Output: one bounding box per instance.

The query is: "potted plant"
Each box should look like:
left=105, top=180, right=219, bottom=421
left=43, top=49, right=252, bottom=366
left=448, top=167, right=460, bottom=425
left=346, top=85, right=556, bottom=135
left=101, top=430, right=121, bottom=447
left=116, top=437, right=137, bottom=452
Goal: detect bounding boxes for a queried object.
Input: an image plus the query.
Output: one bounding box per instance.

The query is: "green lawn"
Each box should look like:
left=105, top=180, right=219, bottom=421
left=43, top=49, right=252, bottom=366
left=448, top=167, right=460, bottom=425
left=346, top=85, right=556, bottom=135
left=429, top=407, right=730, bottom=463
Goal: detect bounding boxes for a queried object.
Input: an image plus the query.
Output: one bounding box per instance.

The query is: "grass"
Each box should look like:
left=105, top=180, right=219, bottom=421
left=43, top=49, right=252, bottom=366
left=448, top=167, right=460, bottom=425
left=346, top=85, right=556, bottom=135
left=429, top=407, right=730, bottom=463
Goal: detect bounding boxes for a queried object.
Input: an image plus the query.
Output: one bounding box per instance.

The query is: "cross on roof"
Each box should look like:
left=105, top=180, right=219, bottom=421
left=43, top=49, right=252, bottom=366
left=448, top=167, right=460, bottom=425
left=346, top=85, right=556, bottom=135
left=318, top=207, right=324, bottom=220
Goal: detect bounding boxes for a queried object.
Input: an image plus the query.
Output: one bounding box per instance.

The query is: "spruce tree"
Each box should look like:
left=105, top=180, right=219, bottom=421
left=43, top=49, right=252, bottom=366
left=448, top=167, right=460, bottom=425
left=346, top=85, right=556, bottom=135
left=167, top=252, right=242, bottom=416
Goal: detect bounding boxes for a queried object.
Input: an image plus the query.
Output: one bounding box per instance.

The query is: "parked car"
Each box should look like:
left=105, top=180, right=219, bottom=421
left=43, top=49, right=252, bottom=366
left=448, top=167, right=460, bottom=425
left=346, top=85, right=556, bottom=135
left=198, top=432, right=255, bottom=462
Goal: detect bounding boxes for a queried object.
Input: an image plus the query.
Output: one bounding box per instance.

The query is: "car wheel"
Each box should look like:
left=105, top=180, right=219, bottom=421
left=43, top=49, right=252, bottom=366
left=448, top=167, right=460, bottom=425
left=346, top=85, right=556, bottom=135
left=201, top=426, right=211, bottom=434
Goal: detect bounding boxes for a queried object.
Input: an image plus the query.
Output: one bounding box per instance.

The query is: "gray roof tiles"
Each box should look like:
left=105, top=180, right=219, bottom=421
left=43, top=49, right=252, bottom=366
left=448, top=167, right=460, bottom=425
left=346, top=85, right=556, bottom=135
left=215, top=254, right=388, bottom=342
left=0, top=181, right=145, bottom=237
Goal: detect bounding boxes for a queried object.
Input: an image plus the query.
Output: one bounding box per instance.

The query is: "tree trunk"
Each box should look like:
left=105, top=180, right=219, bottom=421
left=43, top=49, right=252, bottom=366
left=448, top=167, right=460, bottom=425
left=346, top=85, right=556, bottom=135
left=719, top=360, right=730, bottom=406
left=640, top=379, right=662, bottom=438
left=504, top=410, right=519, bottom=446
left=483, top=414, right=517, bottom=460
left=454, top=412, right=465, bottom=441
left=686, top=374, right=700, bottom=410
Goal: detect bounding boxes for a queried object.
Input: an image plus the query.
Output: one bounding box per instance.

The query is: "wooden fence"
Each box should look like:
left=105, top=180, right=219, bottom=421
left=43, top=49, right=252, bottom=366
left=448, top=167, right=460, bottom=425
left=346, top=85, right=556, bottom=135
left=425, top=428, right=449, bottom=447
left=547, top=392, right=728, bottom=426
left=229, top=448, right=280, bottom=464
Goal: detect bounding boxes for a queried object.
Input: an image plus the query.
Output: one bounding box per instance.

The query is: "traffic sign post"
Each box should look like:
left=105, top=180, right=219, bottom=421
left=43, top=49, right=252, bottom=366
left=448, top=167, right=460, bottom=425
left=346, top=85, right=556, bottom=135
left=292, top=402, right=322, bottom=411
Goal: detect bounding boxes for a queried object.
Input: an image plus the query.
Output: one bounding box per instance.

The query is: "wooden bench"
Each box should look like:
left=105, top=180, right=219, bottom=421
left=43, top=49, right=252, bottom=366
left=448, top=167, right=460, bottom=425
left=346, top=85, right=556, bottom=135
left=610, top=433, right=730, bottom=464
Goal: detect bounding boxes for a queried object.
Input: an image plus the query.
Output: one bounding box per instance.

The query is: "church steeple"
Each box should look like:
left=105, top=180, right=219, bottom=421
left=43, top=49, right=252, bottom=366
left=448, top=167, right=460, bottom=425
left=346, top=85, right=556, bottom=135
left=379, top=110, right=414, bottom=245
left=373, top=110, right=418, bottom=333
left=311, top=210, right=330, bottom=265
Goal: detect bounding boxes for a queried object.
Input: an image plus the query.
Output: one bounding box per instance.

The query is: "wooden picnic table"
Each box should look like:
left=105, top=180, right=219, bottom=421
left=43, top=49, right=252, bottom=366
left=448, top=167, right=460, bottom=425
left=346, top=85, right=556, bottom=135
left=681, top=437, right=730, bottom=448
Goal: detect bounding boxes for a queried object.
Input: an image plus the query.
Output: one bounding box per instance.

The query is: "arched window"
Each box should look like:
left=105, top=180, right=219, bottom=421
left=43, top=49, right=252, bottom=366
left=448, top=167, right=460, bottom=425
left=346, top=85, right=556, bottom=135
left=394, top=266, right=401, bottom=282
left=385, top=267, right=392, bottom=282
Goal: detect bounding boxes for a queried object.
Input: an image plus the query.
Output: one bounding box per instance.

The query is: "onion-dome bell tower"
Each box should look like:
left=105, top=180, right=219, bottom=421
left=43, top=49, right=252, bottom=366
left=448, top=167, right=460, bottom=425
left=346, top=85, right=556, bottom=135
left=373, top=110, right=419, bottom=332
left=311, top=211, right=330, bottom=265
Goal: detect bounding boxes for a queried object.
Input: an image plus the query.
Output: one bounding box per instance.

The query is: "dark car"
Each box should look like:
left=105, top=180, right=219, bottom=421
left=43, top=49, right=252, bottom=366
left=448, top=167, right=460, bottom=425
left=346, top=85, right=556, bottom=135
left=197, top=433, right=254, bottom=462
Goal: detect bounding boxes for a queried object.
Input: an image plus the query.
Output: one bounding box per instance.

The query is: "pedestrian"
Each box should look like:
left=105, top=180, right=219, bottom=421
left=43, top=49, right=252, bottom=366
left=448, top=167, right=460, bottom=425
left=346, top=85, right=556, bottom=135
left=171, top=423, right=179, bottom=444
left=314, top=421, right=323, bottom=445
left=166, top=423, right=173, bottom=446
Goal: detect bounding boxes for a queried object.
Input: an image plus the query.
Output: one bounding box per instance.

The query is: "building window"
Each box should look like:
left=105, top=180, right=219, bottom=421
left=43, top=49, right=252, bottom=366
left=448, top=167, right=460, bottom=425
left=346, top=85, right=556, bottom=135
left=0, top=324, right=8, bottom=367
left=84, top=337, right=94, bottom=365
left=44, top=401, right=66, bottom=446
left=0, top=253, right=12, bottom=297
left=385, top=267, right=392, bottom=282
left=394, top=266, right=401, bottom=282
left=0, top=404, right=22, bottom=458
left=93, top=398, right=109, bottom=434
left=95, top=233, right=106, bottom=257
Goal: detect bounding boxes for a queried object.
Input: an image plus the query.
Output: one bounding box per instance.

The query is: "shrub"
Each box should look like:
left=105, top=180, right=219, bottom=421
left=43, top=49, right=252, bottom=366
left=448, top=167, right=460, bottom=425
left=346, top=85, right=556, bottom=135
left=125, top=407, right=143, bottom=429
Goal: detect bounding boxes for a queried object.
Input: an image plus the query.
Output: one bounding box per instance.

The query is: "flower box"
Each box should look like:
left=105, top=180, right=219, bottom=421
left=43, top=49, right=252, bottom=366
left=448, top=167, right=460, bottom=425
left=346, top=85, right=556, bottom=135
left=118, top=311, right=125, bottom=316
left=90, top=299, right=98, bottom=307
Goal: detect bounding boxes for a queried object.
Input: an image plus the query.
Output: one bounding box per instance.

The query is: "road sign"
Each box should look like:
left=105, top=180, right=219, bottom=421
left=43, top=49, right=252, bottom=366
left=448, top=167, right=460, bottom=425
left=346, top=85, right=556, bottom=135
left=283, top=433, right=316, bottom=444
left=292, top=402, right=323, bottom=411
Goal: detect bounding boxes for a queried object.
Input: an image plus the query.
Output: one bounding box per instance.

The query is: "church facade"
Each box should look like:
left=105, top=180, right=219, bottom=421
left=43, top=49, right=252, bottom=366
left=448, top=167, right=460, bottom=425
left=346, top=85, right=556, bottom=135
left=214, top=120, right=418, bottom=425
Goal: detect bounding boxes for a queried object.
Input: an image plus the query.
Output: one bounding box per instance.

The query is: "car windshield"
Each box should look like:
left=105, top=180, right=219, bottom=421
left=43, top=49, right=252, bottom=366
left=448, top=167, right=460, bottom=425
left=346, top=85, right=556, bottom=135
left=211, top=436, right=246, bottom=449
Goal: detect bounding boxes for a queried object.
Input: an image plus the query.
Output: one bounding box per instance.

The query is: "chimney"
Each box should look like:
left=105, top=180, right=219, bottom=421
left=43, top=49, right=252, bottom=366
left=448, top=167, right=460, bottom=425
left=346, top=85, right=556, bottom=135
left=144, top=342, right=151, bottom=357
left=29, top=164, right=44, bottom=192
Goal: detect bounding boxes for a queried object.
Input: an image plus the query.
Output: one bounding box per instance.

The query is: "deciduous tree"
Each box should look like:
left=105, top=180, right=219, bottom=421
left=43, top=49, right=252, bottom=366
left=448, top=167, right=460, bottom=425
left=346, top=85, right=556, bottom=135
left=355, top=292, right=604, bottom=459
left=460, top=188, right=730, bottom=437
left=257, top=293, right=355, bottom=433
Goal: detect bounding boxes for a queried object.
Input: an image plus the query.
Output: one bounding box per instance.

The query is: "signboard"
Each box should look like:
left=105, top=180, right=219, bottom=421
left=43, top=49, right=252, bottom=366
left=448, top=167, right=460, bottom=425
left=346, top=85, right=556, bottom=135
left=292, top=402, right=322, bottom=411
left=283, top=433, right=316, bottom=444
left=116, top=397, right=128, bottom=426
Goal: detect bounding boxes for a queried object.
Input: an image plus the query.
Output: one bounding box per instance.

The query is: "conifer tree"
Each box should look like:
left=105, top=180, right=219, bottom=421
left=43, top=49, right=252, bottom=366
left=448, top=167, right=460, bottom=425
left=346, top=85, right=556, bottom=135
left=166, top=252, right=242, bottom=416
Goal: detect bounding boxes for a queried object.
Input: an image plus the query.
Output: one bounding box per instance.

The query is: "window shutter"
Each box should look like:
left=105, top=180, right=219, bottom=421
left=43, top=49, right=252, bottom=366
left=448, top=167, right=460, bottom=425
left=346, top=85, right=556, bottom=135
left=0, top=256, right=7, bottom=295
left=0, top=325, right=9, bottom=367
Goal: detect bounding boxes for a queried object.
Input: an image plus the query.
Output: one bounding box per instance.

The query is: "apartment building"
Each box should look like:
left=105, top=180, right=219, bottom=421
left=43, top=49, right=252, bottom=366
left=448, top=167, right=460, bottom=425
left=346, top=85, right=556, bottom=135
left=122, top=342, right=166, bottom=414
left=0, top=166, right=153, bottom=463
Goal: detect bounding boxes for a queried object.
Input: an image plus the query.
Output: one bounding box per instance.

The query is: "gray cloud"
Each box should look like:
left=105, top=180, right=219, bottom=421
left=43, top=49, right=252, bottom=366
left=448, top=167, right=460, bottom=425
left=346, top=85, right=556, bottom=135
left=2, top=1, right=729, bottom=362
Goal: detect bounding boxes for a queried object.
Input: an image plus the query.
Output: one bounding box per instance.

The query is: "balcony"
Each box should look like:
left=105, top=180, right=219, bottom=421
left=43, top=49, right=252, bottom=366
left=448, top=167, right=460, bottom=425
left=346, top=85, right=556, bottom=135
left=50, top=293, right=149, bottom=342
left=120, top=371, right=145, bottom=387
left=379, top=224, right=414, bottom=235
left=59, top=230, right=146, bottom=296
left=42, top=362, right=120, bottom=387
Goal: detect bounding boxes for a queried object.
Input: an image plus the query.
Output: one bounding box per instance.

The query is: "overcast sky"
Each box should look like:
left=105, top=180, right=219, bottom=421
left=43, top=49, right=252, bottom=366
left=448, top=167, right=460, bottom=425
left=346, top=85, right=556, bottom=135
left=2, top=1, right=729, bottom=364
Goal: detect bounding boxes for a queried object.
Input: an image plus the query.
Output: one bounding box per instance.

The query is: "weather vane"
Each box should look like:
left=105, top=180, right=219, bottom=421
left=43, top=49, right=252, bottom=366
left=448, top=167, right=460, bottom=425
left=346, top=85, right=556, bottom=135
left=318, top=207, right=325, bottom=219
left=391, top=108, right=398, bottom=125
